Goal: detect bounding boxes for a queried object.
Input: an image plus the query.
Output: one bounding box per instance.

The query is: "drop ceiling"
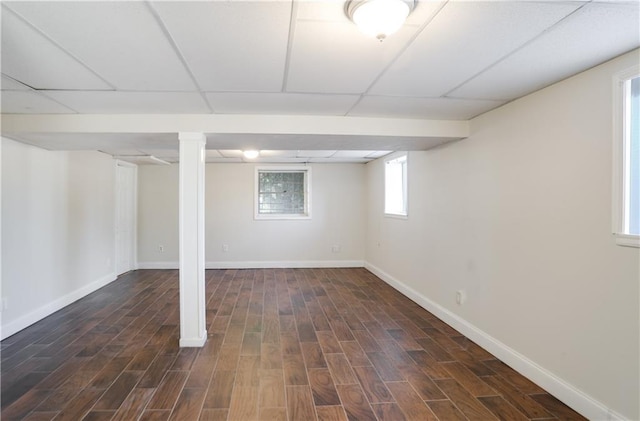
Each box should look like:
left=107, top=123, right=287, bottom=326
left=1, top=0, right=638, bottom=164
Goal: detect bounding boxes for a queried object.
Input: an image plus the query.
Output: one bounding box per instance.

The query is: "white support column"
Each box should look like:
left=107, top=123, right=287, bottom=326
left=178, top=132, right=207, bottom=347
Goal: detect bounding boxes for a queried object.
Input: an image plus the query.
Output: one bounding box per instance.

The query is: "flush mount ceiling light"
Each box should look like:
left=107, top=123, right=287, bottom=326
left=243, top=150, right=259, bottom=159
left=346, top=0, right=415, bottom=41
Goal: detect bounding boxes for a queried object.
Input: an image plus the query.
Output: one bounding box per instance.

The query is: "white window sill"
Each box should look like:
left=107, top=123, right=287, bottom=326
left=614, top=233, right=640, bottom=248
left=384, top=213, right=408, bottom=220
left=255, top=214, right=311, bottom=221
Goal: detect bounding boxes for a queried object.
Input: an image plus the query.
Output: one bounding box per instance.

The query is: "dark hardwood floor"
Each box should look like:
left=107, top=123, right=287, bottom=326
left=1, top=268, right=586, bottom=420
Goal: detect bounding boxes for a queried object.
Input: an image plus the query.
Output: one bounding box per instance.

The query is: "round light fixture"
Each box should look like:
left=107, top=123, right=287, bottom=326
left=346, top=0, right=414, bottom=41
left=243, top=150, right=259, bottom=159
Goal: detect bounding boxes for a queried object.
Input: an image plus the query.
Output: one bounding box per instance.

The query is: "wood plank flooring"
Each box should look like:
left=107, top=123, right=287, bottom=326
left=1, top=268, right=587, bottom=421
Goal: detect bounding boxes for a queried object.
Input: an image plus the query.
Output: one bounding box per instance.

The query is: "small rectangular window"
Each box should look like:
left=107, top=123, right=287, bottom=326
left=613, top=66, right=639, bottom=247
left=255, top=167, right=311, bottom=220
left=385, top=154, right=408, bottom=217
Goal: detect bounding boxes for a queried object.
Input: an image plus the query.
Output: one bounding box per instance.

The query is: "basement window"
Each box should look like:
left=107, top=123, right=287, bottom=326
left=613, top=66, right=639, bottom=247
left=385, top=153, right=408, bottom=218
left=255, top=166, right=311, bottom=220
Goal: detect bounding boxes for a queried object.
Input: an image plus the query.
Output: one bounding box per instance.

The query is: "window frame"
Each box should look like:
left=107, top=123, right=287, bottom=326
left=254, top=165, right=312, bottom=220
left=384, top=152, right=408, bottom=219
left=612, top=65, right=640, bottom=247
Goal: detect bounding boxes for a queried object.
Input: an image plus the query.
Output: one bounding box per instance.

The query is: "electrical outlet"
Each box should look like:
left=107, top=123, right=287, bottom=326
left=158, top=244, right=164, bottom=252
left=331, top=245, right=341, bottom=253
left=456, top=290, right=465, bottom=305
left=0, top=298, right=7, bottom=312
left=222, top=244, right=229, bottom=252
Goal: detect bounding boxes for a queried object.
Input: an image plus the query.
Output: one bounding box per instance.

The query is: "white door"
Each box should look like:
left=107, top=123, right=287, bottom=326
left=116, top=161, right=136, bottom=276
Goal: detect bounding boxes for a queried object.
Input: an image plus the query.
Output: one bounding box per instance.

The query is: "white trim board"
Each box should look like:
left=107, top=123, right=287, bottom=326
left=137, top=261, right=181, bottom=270
left=0, top=272, right=117, bottom=341
left=179, top=332, right=208, bottom=348
left=364, top=262, right=626, bottom=421
left=208, top=260, right=364, bottom=269
left=137, top=260, right=365, bottom=270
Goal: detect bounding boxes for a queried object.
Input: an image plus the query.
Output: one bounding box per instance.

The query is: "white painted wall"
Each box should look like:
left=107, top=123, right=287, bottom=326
left=365, top=50, right=640, bottom=420
left=1, top=138, right=116, bottom=339
left=138, top=163, right=366, bottom=268
left=137, top=163, right=180, bottom=265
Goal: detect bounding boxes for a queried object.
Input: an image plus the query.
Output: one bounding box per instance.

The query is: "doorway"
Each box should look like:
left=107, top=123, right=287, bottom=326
left=115, top=161, right=137, bottom=276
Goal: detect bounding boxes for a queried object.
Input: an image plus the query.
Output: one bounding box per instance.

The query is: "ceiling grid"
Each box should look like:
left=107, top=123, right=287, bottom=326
left=1, top=0, right=638, bottom=163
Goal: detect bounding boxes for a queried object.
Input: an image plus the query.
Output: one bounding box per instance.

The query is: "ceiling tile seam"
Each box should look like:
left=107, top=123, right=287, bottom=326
left=281, top=0, right=298, bottom=93
left=355, top=93, right=505, bottom=102
left=31, top=90, right=81, bottom=114
left=26, top=89, right=114, bottom=93
left=441, top=1, right=592, bottom=99
left=343, top=0, right=451, bottom=116
left=144, top=1, right=215, bottom=114
left=1, top=73, right=39, bottom=91
left=465, top=102, right=512, bottom=121
left=27, top=89, right=209, bottom=95
left=443, top=94, right=511, bottom=103
left=1, top=4, right=117, bottom=91
left=206, top=90, right=362, bottom=99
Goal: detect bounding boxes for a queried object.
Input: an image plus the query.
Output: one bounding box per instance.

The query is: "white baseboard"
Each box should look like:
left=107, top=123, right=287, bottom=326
left=207, top=260, right=365, bottom=269
left=137, top=261, right=180, bottom=269
left=137, top=260, right=365, bottom=270
left=364, top=262, right=626, bottom=421
left=179, top=330, right=207, bottom=347
left=0, top=271, right=117, bottom=341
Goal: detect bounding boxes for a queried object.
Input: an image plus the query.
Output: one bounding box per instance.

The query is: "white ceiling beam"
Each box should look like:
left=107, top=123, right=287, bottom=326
left=1, top=114, right=469, bottom=139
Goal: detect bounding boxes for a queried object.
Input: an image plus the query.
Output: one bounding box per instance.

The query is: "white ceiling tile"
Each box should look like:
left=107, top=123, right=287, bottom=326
left=152, top=1, right=291, bottom=92
left=260, top=150, right=298, bottom=158
left=332, top=150, right=376, bottom=158
left=43, top=91, right=209, bottom=114
left=366, top=151, right=392, bottom=158
left=6, top=2, right=196, bottom=91
left=297, top=150, right=337, bottom=158
left=206, top=150, right=223, bottom=159
left=141, top=148, right=179, bottom=158
left=404, top=0, right=447, bottom=27
left=1, top=91, right=76, bottom=114
left=1, top=5, right=112, bottom=90
left=307, top=157, right=370, bottom=163
left=350, top=96, right=505, bottom=120
left=370, top=1, right=583, bottom=97
left=295, top=0, right=350, bottom=23
left=206, top=92, right=360, bottom=115
left=219, top=150, right=244, bottom=158
left=450, top=2, right=640, bottom=100
left=115, top=155, right=171, bottom=165
left=295, top=1, right=445, bottom=33
left=206, top=157, right=243, bottom=163
left=101, top=149, right=145, bottom=156
left=2, top=75, right=31, bottom=91
left=254, top=157, right=309, bottom=163
left=286, top=20, right=420, bottom=94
